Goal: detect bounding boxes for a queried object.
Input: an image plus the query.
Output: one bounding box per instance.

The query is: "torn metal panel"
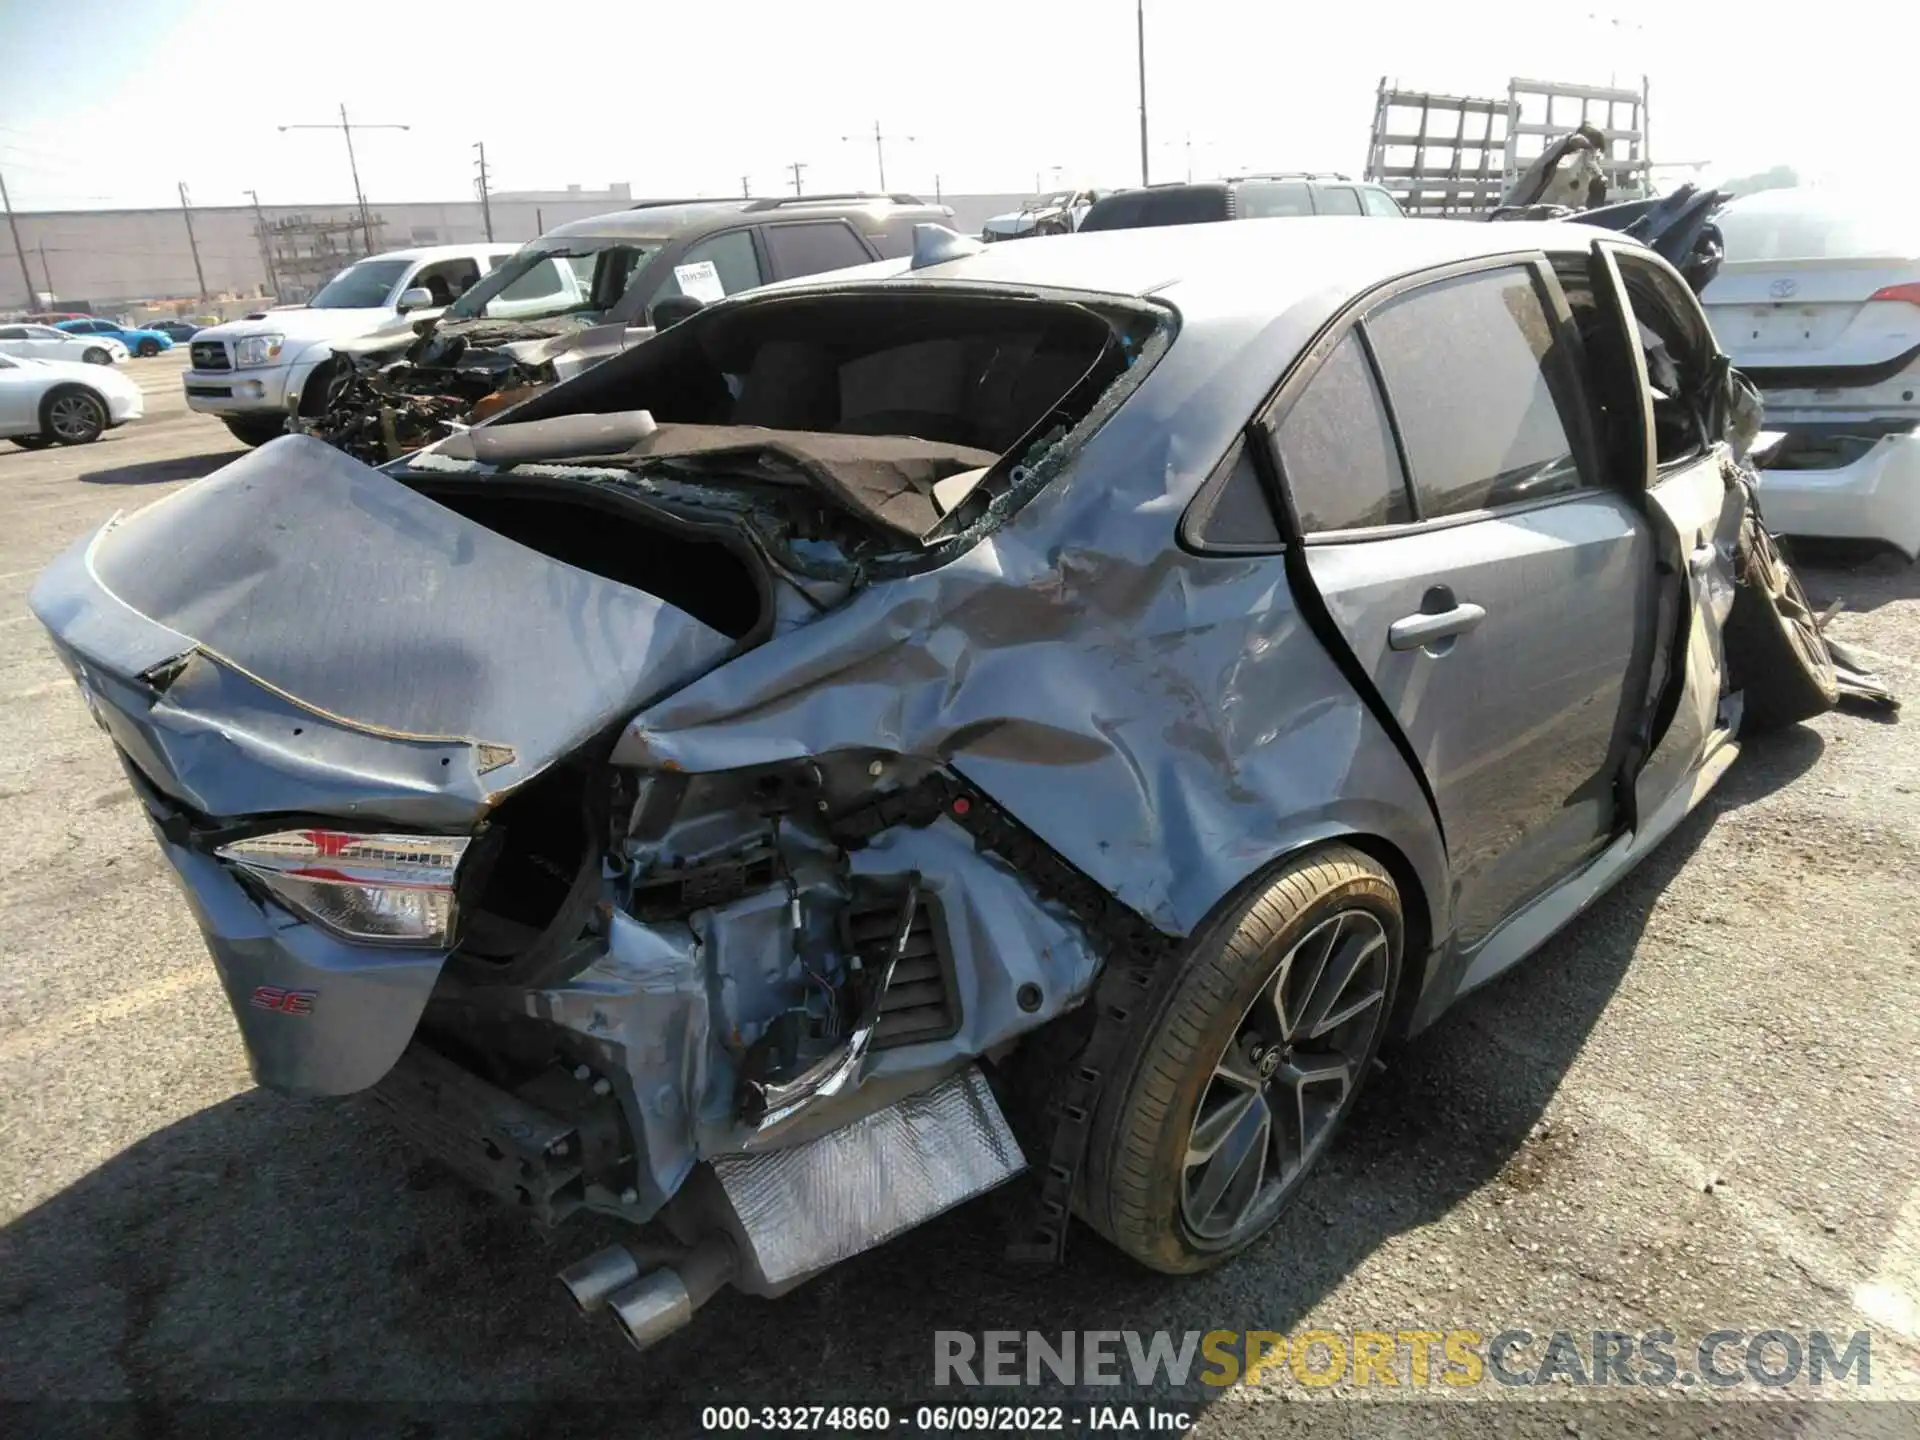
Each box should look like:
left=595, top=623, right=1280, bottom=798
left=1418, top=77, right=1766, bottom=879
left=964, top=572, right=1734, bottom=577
left=37, top=434, right=735, bottom=813
left=611, top=346, right=1449, bottom=940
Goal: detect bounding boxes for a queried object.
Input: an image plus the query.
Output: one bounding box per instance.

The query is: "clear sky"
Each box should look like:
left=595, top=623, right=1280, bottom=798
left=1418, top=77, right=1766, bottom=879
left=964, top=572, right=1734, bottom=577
left=0, top=0, right=1891, bottom=212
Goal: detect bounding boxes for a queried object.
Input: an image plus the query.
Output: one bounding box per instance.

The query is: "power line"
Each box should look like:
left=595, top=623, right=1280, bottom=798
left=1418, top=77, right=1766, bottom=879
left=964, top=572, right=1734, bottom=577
left=278, top=104, right=410, bottom=253
left=178, top=182, right=208, bottom=301
left=1, top=170, right=34, bottom=302
left=246, top=189, right=280, bottom=298
left=839, top=121, right=914, bottom=191
left=473, top=142, right=493, bottom=241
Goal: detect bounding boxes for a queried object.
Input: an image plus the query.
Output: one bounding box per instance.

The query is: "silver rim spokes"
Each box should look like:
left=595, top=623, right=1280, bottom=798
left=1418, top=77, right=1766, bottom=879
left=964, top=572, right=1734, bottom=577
left=1181, top=908, right=1390, bottom=1243
left=50, top=393, right=101, bottom=440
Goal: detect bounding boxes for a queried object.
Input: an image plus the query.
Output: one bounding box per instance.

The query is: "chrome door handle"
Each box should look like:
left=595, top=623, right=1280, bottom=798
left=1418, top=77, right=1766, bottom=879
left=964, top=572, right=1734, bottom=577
left=1389, top=602, right=1487, bottom=651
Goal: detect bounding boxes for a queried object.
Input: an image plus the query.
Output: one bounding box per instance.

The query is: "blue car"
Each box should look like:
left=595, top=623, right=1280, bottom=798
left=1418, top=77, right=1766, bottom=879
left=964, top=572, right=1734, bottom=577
left=145, top=319, right=202, bottom=343
left=55, top=317, right=175, bottom=357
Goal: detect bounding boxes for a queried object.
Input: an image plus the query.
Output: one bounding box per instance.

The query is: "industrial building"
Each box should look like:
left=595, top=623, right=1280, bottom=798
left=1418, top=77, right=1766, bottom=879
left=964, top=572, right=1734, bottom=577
left=0, top=186, right=1027, bottom=314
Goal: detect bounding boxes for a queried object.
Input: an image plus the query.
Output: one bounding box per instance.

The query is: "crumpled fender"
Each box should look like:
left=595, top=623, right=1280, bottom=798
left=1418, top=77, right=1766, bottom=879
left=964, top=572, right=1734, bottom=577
left=614, top=344, right=1450, bottom=947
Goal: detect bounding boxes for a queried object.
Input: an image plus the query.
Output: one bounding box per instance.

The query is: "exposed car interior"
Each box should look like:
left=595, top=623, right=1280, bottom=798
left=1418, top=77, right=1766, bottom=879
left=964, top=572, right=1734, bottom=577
left=426, top=292, right=1154, bottom=542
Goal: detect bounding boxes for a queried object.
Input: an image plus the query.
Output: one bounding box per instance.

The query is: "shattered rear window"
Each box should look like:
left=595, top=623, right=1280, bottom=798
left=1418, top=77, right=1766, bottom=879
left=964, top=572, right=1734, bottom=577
left=425, top=288, right=1172, bottom=569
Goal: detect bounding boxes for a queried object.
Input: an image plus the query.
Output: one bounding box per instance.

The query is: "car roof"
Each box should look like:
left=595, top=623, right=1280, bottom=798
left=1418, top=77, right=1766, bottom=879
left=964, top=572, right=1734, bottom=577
left=354, top=242, right=521, bottom=263
left=540, top=194, right=945, bottom=242
left=783, top=216, right=1612, bottom=318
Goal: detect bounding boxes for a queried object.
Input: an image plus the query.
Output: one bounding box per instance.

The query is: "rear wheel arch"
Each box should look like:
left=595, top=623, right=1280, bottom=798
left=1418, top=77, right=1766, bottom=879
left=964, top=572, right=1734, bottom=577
left=1080, top=837, right=1407, bottom=1270
left=1336, top=831, right=1434, bottom=1039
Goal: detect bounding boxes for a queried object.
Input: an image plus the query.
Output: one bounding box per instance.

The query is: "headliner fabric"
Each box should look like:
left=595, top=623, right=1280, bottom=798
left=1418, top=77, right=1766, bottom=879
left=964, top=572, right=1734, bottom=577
left=626, top=424, right=998, bottom=539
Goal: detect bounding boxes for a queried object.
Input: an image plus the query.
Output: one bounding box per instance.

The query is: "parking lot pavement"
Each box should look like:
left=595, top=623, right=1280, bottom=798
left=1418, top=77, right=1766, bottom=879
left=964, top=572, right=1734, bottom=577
left=0, top=400, right=1916, bottom=1435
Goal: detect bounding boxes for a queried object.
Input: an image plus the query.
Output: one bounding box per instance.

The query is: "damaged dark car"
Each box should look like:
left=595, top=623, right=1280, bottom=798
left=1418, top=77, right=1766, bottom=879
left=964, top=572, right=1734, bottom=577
left=300, top=193, right=949, bottom=463
left=32, top=218, right=1847, bottom=1352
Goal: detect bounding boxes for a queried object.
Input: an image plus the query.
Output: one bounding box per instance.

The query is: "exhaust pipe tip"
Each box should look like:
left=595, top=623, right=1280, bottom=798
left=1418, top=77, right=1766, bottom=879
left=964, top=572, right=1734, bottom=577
left=607, top=1268, right=696, bottom=1353
left=557, top=1245, right=643, bottom=1314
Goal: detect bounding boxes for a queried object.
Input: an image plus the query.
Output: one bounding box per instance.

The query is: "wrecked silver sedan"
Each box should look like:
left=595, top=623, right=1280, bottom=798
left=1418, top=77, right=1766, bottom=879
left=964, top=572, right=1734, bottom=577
left=31, top=218, right=1839, bottom=1351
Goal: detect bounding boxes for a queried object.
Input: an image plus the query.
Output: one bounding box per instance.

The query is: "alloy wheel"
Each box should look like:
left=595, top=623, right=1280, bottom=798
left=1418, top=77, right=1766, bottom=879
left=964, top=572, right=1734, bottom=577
left=48, top=392, right=104, bottom=443
left=1180, top=908, right=1391, bottom=1245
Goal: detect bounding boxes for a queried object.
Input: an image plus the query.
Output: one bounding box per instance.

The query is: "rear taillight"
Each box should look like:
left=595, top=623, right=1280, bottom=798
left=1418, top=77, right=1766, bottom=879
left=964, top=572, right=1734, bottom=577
left=1867, top=282, right=1920, bottom=306
left=215, top=829, right=469, bottom=946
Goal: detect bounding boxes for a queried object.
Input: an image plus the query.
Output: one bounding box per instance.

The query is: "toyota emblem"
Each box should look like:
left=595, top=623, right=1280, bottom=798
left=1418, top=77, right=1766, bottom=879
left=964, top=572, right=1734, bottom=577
left=1768, top=277, right=1799, bottom=299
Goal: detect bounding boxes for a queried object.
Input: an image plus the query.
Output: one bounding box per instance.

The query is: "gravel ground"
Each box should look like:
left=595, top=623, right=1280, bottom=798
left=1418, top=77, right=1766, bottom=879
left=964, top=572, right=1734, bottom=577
left=0, top=353, right=1916, bottom=1437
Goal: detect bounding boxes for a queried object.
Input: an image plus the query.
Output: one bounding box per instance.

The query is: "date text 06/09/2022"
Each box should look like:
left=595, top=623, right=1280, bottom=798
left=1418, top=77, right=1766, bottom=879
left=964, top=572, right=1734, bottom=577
left=699, top=1405, right=1194, bottom=1432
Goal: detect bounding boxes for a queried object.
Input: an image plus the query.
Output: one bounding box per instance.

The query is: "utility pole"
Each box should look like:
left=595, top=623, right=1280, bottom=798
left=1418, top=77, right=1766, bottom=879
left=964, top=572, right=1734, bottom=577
left=473, top=142, right=494, bottom=241
left=279, top=104, right=409, bottom=255
left=787, top=161, right=807, bottom=197
left=37, top=242, right=52, bottom=299
left=740, top=175, right=751, bottom=199
left=0, top=170, right=32, bottom=307
left=246, top=189, right=281, bottom=299
left=841, top=121, right=912, bottom=192
left=178, top=182, right=209, bottom=302
left=1136, top=0, right=1151, bottom=186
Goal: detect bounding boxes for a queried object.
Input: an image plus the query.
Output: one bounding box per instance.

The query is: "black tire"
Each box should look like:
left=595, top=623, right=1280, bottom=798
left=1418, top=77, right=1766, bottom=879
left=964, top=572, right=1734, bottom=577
left=82, top=347, right=110, bottom=365
left=1082, top=844, right=1402, bottom=1274
left=40, top=385, right=107, bottom=445
left=297, top=358, right=344, bottom=419
left=10, top=434, right=55, bottom=450
left=223, top=415, right=288, bottom=447
left=136, top=338, right=160, bottom=357
left=1726, top=514, right=1839, bottom=733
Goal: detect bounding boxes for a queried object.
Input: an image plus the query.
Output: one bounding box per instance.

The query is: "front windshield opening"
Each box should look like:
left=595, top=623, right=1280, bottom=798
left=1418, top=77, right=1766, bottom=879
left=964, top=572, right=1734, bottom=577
left=309, top=258, right=412, bottom=309
left=447, top=241, right=664, bottom=322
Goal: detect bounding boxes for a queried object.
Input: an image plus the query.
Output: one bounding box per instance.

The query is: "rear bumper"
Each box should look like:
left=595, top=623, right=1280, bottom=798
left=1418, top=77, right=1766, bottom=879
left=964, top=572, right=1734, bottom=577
left=1754, top=428, right=1920, bottom=559
left=151, top=820, right=448, bottom=1096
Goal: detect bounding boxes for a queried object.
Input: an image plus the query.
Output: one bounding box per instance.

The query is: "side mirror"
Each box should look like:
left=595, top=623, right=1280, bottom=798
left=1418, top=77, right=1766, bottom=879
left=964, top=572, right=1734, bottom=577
left=649, top=294, right=706, bottom=331
left=396, top=286, right=435, bottom=314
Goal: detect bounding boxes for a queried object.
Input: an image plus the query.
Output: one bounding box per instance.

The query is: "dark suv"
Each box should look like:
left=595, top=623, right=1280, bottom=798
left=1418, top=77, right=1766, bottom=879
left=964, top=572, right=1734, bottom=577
left=1079, top=174, right=1404, bottom=231
left=308, top=192, right=955, bottom=459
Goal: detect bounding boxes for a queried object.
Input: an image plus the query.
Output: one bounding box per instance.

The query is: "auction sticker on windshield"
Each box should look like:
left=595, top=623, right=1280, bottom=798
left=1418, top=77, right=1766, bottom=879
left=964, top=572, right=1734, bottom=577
left=674, top=260, right=726, bottom=303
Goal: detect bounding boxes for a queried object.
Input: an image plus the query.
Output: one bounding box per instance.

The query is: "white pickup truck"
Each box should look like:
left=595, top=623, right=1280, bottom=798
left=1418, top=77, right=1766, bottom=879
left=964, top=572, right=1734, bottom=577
left=181, top=242, right=536, bottom=445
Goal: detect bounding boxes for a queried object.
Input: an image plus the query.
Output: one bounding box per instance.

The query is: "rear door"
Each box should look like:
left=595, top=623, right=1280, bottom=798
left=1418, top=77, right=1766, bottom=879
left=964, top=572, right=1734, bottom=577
left=1588, top=240, right=1745, bottom=817
left=1275, top=258, right=1658, bottom=947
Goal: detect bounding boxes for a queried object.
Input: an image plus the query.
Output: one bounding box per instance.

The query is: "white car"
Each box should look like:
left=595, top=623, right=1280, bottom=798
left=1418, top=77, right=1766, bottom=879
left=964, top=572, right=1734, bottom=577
left=0, top=353, right=145, bottom=449
left=0, top=322, right=129, bottom=366
left=1703, top=187, right=1920, bottom=558
left=181, top=242, right=523, bottom=446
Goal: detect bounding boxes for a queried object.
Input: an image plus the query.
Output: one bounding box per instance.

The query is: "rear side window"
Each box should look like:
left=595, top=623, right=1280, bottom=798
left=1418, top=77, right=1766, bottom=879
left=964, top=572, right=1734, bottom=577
left=763, top=222, right=872, bottom=280
left=1360, top=188, right=1403, bottom=217
left=1236, top=183, right=1313, bottom=218
left=1365, top=267, right=1583, bottom=518
left=1186, top=439, right=1283, bottom=549
left=1315, top=187, right=1363, bottom=215
left=1271, top=332, right=1412, bottom=533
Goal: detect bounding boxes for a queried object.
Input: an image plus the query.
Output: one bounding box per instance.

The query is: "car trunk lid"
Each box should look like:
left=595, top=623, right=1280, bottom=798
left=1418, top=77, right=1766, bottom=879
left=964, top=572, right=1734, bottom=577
left=29, top=435, right=740, bottom=827
left=1705, top=257, right=1920, bottom=374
